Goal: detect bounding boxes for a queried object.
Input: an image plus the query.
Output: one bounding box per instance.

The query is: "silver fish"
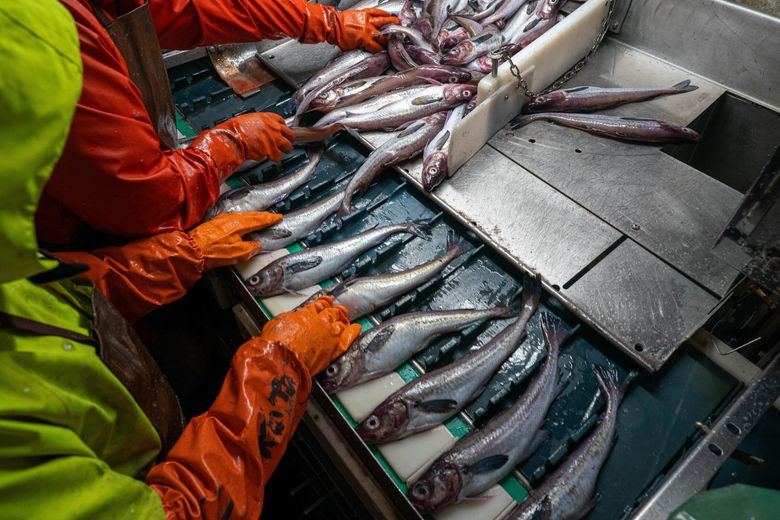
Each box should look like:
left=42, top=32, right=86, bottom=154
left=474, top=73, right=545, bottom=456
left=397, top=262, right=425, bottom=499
left=332, top=229, right=472, bottom=319
left=248, top=190, right=344, bottom=252
left=442, top=26, right=504, bottom=65
left=522, top=80, right=699, bottom=113
left=312, top=66, right=473, bottom=112
left=510, top=112, right=702, bottom=143
left=247, top=221, right=432, bottom=297
left=292, top=50, right=372, bottom=109
left=399, top=0, right=418, bottom=26
left=422, top=102, right=469, bottom=191
left=314, top=84, right=477, bottom=131
left=345, top=0, right=411, bottom=14
left=534, top=0, right=563, bottom=19
left=315, top=85, right=436, bottom=128
left=388, top=35, right=418, bottom=70
left=408, top=312, right=569, bottom=513
left=356, top=274, right=542, bottom=443
left=404, top=44, right=444, bottom=66
left=205, top=149, right=323, bottom=219
left=512, top=12, right=559, bottom=47
left=321, top=304, right=513, bottom=393
left=508, top=367, right=638, bottom=520
left=380, top=24, right=437, bottom=52
left=292, top=52, right=389, bottom=123
left=481, top=0, right=527, bottom=25
left=501, top=0, right=537, bottom=43
left=339, top=112, right=447, bottom=215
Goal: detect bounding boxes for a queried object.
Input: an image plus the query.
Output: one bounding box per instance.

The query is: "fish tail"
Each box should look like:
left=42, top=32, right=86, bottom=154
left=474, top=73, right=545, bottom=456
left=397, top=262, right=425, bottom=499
left=540, top=311, right=570, bottom=357
left=306, top=146, right=325, bottom=163
left=521, top=272, right=542, bottom=313
left=407, top=220, right=434, bottom=240
left=337, top=197, right=354, bottom=217
left=592, top=365, right=620, bottom=400
left=671, top=79, right=698, bottom=93
left=445, top=229, right=474, bottom=256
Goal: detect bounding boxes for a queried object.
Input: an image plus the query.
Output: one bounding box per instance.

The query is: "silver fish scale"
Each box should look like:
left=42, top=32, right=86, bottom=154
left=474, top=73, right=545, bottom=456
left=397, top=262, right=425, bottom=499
left=315, top=85, right=442, bottom=128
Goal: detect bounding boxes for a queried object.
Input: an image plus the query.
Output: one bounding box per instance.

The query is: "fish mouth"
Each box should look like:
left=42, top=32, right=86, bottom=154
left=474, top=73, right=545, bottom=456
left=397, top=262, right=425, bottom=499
left=408, top=461, right=462, bottom=513
left=422, top=152, right=449, bottom=191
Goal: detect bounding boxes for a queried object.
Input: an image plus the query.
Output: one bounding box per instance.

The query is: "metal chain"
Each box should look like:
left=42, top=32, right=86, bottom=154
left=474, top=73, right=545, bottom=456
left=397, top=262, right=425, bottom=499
left=502, top=0, right=616, bottom=99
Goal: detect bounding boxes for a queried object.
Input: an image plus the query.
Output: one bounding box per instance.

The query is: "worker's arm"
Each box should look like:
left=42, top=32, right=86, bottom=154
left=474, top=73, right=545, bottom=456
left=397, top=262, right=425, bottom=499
left=53, top=213, right=281, bottom=323
left=146, top=298, right=361, bottom=519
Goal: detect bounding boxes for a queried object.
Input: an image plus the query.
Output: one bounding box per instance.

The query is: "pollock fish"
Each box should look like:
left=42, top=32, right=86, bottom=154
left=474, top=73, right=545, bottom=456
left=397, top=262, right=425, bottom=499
left=315, top=85, right=436, bottom=128
left=248, top=190, right=344, bottom=252
left=442, top=26, right=504, bottom=65
left=405, top=44, right=444, bottom=66
left=339, top=112, right=447, bottom=215
left=412, top=16, right=435, bottom=40
left=422, top=102, right=470, bottom=191
left=344, top=0, right=411, bottom=14
left=321, top=304, right=513, bottom=393
left=507, top=367, right=638, bottom=520
left=534, top=0, right=562, bottom=19
left=246, top=221, right=432, bottom=297
left=501, top=0, right=538, bottom=43
left=399, top=0, right=418, bottom=25
left=388, top=35, right=418, bottom=70
left=511, top=112, right=702, bottom=143
left=427, top=0, right=471, bottom=45
left=522, top=80, right=699, bottom=113
left=356, top=274, right=542, bottom=443
left=292, top=50, right=372, bottom=109
left=331, top=229, right=472, bottom=319
left=480, top=0, right=528, bottom=25
left=408, top=312, right=569, bottom=513
left=314, top=84, right=477, bottom=131
left=205, top=149, right=323, bottom=219
left=381, top=24, right=437, bottom=52
left=292, top=52, right=389, bottom=123
left=312, top=66, right=473, bottom=112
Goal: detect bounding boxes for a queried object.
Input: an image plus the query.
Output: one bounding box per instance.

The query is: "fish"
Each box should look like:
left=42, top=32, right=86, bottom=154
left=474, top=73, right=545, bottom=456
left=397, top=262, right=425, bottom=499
left=314, top=84, right=477, bottom=131
left=311, top=66, right=473, bottom=112
left=404, top=44, right=444, bottom=66
left=380, top=24, right=437, bottom=52
left=388, top=35, right=418, bottom=70
left=345, top=0, right=412, bottom=15
left=291, top=124, right=345, bottom=144
left=427, top=0, right=471, bottom=45
left=438, top=27, right=470, bottom=50
left=356, top=273, right=542, bottom=443
left=408, top=312, right=569, bottom=513
left=507, top=367, right=639, bottom=520
left=522, top=80, right=699, bottom=113
left=422, top=102, right=470, bottom=191
left=339, top=112, right=448, bottom=215
left=292, top=50, right=372, bottom=109
left=246, top=221, right=432, bottom=297
left=442, top=26, right=505, bottom=65
left=514, top=13, right=560, bottom=47
left=292, top=52, right=389, bottom=124
left=315, top=85, right=437, bottom=128
left=510, top=112, right=702, bottom=143
left=501, top=0, right=538, bottom=43
left=320, top=305, right=514, bottom=393
left=205, top=149, right=323, bottom=219
left=534, top=0, right=563, bottom=19
left=248, top=190, right=345, bottom=252
left=480, top=0, right=528, bottom=25
left=331, top=229, right=473, bottom=319
left=411, top=16, right=435, bottom=40
left=399, top=0, right=419, bottom=25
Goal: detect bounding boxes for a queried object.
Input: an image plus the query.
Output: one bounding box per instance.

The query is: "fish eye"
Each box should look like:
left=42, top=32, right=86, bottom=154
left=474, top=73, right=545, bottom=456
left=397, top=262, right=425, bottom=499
left=325, top=364, right=339, bottom=376
left=411, top=483, right=430, bottom=498
left=248, top=276, right=260, bottom=285
left=463, top=90, right=472, bottom=97
left=365, top=416, right=380, bottom=429
left=448, top=76, right=458, bottom=83
left=428, top=167, right=438, bottom=175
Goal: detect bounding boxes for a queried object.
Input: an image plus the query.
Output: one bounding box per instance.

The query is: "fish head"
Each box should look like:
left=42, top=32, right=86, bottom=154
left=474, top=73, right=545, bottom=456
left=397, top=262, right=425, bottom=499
left=422, top=151, right=449, bottom=191
left=318, top=347, right=365, bottom=393
left=444, top=84, right=478, bottom=105
left=681, top=127, right=702, bottom=142
left=523, top=90, right=564, bottom=112
left=355, top=399, right=409, bottom=444
left=441, top=41, right=475, bottom=66
left=412, top=17, right=434, bottom=39
left=408, top=459, right=462, bottom=513
left=246, top=264, right=285, bottom=297
left=312, top=88, right=340, bottom=110
left=538, top=0, right=563, bottom=18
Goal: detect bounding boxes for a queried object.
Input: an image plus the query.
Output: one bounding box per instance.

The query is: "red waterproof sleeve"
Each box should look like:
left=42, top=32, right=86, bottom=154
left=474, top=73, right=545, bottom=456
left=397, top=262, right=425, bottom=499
left=53, top=231, right=205, bottom=323
left=146, top=338, right=312, bottom=520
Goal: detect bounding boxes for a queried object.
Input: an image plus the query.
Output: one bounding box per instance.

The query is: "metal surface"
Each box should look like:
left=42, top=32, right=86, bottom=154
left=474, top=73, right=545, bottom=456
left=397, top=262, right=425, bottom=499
left=259, top=40, right=342, bottom=88
left=617, top=0, right=780, bottom=112
left=713, top=147, right=780, bottom=293
left=207, top=43, right=275, bottom=97
left=632, top=347, right=780, bottom=520
left=607, top=0, right=634, bottom=33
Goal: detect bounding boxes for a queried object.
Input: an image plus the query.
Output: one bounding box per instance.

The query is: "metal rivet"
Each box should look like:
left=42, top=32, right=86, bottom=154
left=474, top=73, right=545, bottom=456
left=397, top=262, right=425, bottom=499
left=631, top=223, right=640, bottom=231
left=63, top=343, right=74, bottom=351
left=504, top=95, right=509, bottom=100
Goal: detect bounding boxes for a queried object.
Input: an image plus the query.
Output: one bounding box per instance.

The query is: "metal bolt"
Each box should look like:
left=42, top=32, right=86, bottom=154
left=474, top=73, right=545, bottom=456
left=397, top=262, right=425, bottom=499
left=488, top=50, right=501, bottom=77
left=631, top=223, right=640, bottom=231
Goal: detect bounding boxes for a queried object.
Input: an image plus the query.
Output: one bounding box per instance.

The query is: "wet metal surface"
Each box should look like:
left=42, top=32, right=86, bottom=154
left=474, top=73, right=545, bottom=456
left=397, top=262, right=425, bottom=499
left=208, top=43, right=275, bottom=98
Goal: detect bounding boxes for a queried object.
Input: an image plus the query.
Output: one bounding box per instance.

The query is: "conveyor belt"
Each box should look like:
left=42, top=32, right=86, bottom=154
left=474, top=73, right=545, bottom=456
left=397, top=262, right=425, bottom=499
left=169, top=57, right=759, bottom=520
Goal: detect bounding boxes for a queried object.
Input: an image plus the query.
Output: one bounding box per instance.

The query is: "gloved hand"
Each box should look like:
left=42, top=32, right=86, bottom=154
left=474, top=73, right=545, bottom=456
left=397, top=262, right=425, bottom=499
left=189, top=113, right=295, bottom=181
left=301, top=5, right=399, bottom=52
left=189, top=212, right=283, bottom=269
left=261, top=296, right=361, bottom=375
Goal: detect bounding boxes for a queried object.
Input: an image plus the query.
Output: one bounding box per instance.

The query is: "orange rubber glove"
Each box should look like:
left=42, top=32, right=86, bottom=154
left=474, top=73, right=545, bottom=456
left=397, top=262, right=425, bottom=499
left=301, top=6, right=400, bottom=53
left=189, top=113, right=295, bottom=179
left=188, top=212, right=283, bottom=269
left=261, top=296, right=362, bottom=375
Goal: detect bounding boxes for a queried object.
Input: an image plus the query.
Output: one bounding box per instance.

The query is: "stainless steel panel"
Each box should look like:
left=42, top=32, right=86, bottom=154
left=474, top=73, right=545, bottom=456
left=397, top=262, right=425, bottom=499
left=561, top=240, right=720, bottom=369
left=259, top=40, right=341, bottom=87
left=616, top=0, right=780, bottom=111
left=431, top=146, right=622, bottom=289
left=632, top=348, right=780, bottom=519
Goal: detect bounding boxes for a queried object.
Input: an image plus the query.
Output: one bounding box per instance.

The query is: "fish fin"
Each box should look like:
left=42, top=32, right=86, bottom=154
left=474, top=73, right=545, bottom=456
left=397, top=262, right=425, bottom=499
left=280, top=284, right=312, bottom=297
left=285, top=257, right=323, bottom=274
left=592, top=365, right=621, bottom=402
left=522, top=429, right=549, bottom=459
left=573, top=494, right=600, bottom=520
left=324, top=277, right=352, bottom=298
left=397, top=121, right=427, bottom=138
left=445, top=228, right=474, bottom=256
left=423, top=77, right=444, bottom=86
left=413, top=398, right=459, bottom=413
left=363, top=325, right=396, bottom=354
left=471, top=31, right=494, bottom=44
left=464, top=454, right=508, bottom=474
left=540, top=312, right=571, bottom=355
left=509, top=114, right=536, bottom=129
left=672, top=79, right=698, bottom=93
left=461, top=494, right=495, bottom=502
left=268, top=228, right=294, bottom=239
left=523, top=17, right=542, bottom=31
left=563, top=85, right=590, bottom=93
left=619, top=116, right=658, bottom=122
left=407, top=220, right=433, bottom=240
left=430, top=129, right=451, bottom=151
left=411, top=94, right=445, bottom=106
left=223, top=186, right=253, bottom=201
